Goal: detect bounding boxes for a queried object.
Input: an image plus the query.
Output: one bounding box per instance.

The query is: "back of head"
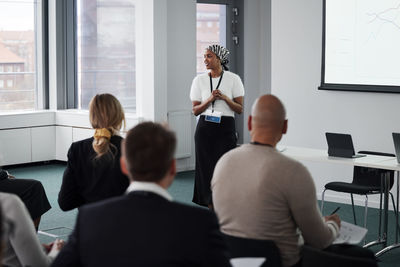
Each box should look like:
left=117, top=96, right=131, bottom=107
left=251, top=94, right=286, bottom=133
left=124, top=122, right=176, bottom=182
left=89, top=94, right=126, bottom=158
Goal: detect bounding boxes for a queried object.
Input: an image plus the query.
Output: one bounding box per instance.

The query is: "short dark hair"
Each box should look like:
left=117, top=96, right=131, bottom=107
left=124, top=122, right=176, bottom=182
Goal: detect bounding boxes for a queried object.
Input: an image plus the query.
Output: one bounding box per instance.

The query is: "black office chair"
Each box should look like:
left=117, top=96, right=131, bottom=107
left=321, top=151, right=396, bottom=231
left=302, top=245, right=378, bottom=267
left=222, top=233, right=282, bottom=267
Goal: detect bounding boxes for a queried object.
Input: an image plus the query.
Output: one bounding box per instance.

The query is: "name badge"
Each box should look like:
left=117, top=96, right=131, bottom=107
left=204, top=110, right=222, bottom=124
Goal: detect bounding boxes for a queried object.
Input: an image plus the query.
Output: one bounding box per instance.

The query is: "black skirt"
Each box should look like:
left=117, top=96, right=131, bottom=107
left=0, top=178, right=51, bottom=219
left=192, top=115, right=237, bottom=206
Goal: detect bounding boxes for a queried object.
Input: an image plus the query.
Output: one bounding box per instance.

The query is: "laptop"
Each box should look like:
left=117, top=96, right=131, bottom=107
left=325, top=132, right=366, bottom=158
left=392, top=133, right=400, bottom=163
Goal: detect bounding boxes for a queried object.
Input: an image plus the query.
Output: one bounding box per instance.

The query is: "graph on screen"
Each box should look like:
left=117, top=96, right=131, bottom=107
left=321, top=0, right=400, bottom=92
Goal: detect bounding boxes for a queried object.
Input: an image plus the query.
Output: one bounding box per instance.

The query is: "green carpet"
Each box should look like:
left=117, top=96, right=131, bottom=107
left=6, top=162, right=400, bottom=266
left=7, top=162, right=197, bottom=243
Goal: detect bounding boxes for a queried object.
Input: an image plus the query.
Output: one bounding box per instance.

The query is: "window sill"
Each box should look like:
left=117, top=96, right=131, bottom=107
left=0, top=109, right=141, bottom=130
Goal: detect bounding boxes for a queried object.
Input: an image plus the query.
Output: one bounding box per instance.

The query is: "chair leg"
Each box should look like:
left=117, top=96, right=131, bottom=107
left=389, top=192, right=400, bottom=238
left=364, top=195, right=368, bottom=229
left=390, top=192, right=397, bottom=217
left=321, top=189, right=327, bottom=212
left=378, top=191, right=383, bottom=239
left=351, top=193, right=357, bottom=225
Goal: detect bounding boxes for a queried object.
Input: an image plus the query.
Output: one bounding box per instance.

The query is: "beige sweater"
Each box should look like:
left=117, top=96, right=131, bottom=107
left=211, top=144, right=339, bottom=267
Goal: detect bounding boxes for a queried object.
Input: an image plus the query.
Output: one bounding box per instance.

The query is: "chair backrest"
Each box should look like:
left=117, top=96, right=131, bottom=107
left=302, top=245, right=378, bottom=267
left=222, top=233, right=282, bottom=267
left=352, top=151, right=395, bottom=189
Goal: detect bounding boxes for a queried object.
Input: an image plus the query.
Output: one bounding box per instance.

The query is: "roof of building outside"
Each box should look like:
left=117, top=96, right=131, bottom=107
left=0, top=43, right=24, bottom=64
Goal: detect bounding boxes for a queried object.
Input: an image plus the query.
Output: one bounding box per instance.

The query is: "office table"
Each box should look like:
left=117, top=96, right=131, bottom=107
left=280, top=146, right=400, bottom=256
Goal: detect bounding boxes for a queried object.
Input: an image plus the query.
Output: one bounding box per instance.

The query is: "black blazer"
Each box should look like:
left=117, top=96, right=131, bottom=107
left=52, top=191, right=231, bottom=267
left=58, top=136, right=129, bottom=211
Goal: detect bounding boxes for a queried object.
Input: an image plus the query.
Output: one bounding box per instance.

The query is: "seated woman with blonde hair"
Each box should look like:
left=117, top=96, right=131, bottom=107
left=58, top=94, right=129, bottom=211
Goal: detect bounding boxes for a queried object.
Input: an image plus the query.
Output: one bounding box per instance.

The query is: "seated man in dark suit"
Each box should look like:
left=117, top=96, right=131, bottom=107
left=52, top=122, right=231, bottom=267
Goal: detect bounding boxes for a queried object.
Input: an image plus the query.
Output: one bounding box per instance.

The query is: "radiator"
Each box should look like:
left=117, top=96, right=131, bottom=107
left=167, top=110, right=192, bottom=159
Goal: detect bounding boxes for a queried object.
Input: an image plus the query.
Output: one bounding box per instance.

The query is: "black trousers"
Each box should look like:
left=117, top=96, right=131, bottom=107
left=0, top=178, right=51, bottom=219
left=192, top=115, right=236, bottom=207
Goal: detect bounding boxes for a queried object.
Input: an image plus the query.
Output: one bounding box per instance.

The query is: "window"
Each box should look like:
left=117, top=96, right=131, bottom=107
left=0, top=0, right=42, bottom=111
left=76, top=0, right=136, bottom=112
left=196, top=4, right=227, bottom=74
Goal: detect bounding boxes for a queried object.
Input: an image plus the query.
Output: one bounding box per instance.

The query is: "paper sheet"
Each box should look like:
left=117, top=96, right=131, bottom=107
left=333, top=221, right=368, bottom=244
left=230, top=258, right=266, bottom=267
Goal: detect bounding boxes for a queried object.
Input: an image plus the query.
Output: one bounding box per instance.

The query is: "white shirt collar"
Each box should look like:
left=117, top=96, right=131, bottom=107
left=126, top=181, right=173, bottom=201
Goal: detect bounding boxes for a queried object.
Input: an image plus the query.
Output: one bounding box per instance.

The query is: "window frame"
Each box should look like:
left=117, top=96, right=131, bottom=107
left=65, top=0, right=76, bottom=109
left=37, top=0, right=49, bottom=109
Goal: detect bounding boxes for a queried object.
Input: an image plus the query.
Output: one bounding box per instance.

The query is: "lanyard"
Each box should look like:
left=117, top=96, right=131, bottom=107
left=209, top=71, right=224, bottom=112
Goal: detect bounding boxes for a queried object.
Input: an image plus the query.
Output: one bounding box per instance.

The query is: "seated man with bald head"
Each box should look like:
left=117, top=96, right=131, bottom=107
left=211, top=94, right=341, bottom=267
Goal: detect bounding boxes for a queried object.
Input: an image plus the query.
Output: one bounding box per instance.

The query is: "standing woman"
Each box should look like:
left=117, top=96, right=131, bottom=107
left=58, top=93, right=129, bottom=211
left=190, top=44, right=244, bottom=209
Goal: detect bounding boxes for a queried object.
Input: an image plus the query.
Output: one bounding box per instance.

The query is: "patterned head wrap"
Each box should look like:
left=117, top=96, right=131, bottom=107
left=206, top=44, right=230, bottom=70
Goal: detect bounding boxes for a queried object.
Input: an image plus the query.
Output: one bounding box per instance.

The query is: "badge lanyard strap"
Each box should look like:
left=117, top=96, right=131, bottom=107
left=209, top=71, right=224, bottom=113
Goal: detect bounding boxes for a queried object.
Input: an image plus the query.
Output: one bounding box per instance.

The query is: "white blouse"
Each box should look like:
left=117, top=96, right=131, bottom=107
left=190, top=71, right=245, bottom=117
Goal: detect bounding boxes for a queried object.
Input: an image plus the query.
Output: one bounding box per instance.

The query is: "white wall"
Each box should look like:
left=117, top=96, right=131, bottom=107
left=271, top=0, right=400, bottom=208
left=153, top=0, right=168, bottom=122
left=48, top=0, right=66, bottom=110
left=151, top=0, right=196, bottom=120
left=166, top=0, right=196, bottom=112
left=242, top=0, right=271, bottom=143
left=151, top=0, right=197, bottom=171
left=135, top=0, right=155, bottom=121
left=166, top=0, right=197, bottom=170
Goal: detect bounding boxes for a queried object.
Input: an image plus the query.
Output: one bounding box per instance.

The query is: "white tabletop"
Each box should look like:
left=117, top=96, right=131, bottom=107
left=280, top=146, right=400, bottom=171
left=279, top=145, right=400, bottom=256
